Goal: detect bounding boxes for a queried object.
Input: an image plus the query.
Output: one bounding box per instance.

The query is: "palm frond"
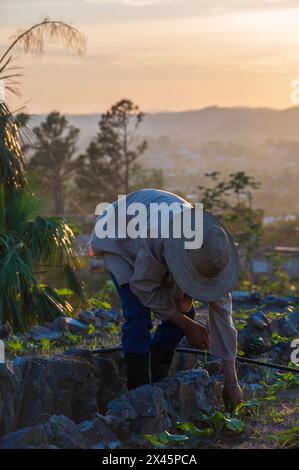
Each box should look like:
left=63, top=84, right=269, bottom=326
left=2, top=185, right=40, bottom=235
left=0, top=102, right=26, bottom=189
left=28, top=285, right=71, bottom=323
left=24, top=215, right=79, bottom=266
left=64, top=264, right=85, bottom=299
left=0, top=18, right=86, bottom=97
left=0, top=18, right=86, bottom=68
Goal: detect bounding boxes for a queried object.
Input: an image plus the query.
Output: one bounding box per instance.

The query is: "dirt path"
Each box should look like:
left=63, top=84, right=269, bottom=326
left=197, top=388, right=299, bottom=449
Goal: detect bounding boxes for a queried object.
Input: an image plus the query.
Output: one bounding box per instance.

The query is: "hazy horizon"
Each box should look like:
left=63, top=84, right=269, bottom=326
left=25, top=104, right=299, bottom=116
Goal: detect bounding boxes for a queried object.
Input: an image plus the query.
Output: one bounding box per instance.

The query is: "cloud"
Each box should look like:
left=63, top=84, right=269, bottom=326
left=85, top=0, right=161, bottom=6
left=85, top=0, right=299, bottom=9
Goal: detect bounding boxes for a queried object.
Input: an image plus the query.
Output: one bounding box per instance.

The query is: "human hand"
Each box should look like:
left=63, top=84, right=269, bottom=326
left=223, top=383, right=243, bottom=412
left=184, top=321, right=210, bottom=350
left=87, top=244, right=94, bottom=257
left=180, top=293, right=193, bottom=313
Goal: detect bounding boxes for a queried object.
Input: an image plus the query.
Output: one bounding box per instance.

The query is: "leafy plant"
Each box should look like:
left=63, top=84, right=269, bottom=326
left=198, top=171, right=263, bottom=289
left=144, top=399, right=261, bottom=449
left=40, top=337, right=51, bottom=357
left=271, top=332, right=288, bottom=346
left=260, top=370, right=299, bottom=399
left=277, top=425, right=299, bottom=447
left=144, top=431, right=189, bottom=449
left=258, top=253, right=295, bottom=296
left=0, top=20, right=86, bottom=330
left=197, top=409, right=244, bottom=433
left=6, top=336, right=37, bottom=356
left=6, top=337, right=26, bottom=355
left=88, top=323, right=96, bottom=335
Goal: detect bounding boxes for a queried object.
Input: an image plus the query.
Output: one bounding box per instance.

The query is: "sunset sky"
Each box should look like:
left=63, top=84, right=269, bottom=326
left=1, top=0, right=299, bottom=113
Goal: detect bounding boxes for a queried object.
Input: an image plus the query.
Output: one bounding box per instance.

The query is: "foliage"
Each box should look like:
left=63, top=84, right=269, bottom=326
left=260, top=369, right=299, bottom=400
left=75, top=99, right=148, bottom=207
left=29, top=112, right=80, bottom=216
left=263, top=217, right=299, bottom=248
left=130, top=167, right=164, bottom=192
left=198, top=171, right=263, bottom=288
left=271, top=332, right=288, bottom=346
left=276, top=425, right=299, bottom=447
left=0, top=102, right=26, bottom=190
left=258, top=253, right=296, bottom=296
left=196, top=408, right=244, bottom=433
left=0, top=18, right=85, bottom=98
left=0, top=183, right=84, bottom=329
left=0, top=20, right=86, bottom=330
left=144, top=401, right=260, bottom=449
left=144, top=431, right=189, bottom=449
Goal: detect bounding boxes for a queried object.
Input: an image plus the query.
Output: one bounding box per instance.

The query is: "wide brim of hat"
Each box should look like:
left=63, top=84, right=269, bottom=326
left=163, top=210, right=239, bottom=301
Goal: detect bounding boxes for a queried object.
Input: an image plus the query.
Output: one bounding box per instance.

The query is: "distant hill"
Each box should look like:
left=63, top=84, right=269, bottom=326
left=26, top=107, right=299, bottom=215
left=27, top=106, right=299, bottom=152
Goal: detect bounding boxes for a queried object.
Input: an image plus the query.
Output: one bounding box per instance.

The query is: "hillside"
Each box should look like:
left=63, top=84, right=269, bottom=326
left=26, top=107, right=299, bottom=216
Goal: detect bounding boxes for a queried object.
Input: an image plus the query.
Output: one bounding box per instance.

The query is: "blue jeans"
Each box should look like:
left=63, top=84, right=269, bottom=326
left=111, top=274, right=195, bottom=356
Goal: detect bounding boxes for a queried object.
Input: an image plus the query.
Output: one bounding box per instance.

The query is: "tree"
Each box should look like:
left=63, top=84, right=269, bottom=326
left=0, top=20, right=85, bottom=330
left=198, top=171, right=263, bottom=289
left=29, top=112, right=79, bottom=216
left=75, top=99, right=148, bottom=208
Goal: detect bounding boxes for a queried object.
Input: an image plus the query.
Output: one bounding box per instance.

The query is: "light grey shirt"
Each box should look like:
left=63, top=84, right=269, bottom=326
left=89, top=189, right=237, bottom=361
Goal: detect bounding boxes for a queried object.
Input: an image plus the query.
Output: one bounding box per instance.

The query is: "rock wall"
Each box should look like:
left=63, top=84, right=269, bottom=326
left=0, top=367, right=220, bottom=449
left=0, top=346, right=206, bottom=443
left=0, top=348, right=127, bottom=436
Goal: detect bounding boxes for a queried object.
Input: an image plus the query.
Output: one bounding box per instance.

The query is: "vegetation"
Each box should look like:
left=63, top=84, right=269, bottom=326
left=29, top=112, right=80, bottom=216
left=144, top=371, right=299, bottom=449
left=0, top=20, right=86, bottom=329
left=198, top=171, right=263, bottom=289
left=75, top=99, right=148, bottom=207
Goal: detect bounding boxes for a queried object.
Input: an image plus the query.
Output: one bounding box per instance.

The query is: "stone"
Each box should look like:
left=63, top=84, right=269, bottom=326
left=204, top=359, right=223, bottom=376
left=0, top=425, right=48, bottom=449
left=94, top=352, right=127, bottom=412
left=238, top=311, right=272, bottom=354
left=289, top=311, right=299, bottom=330
left=44, top=415, right=87, bottom=449
left=49, top=316, right=89, bottom=335
left=248, top=311, right=270, bottom=330
left=232, top=291, right=261, bottom=303
left=27, top=325, right=62, bottom=341
left=156, top=369, right=218, bottom=421
left=237, top=362, right=264, bottom=383
left=0, top=322, right=13, bottom=340
left=107, top=394, right=138, bottom=421
left=169, top=337, right=198, bottom=376
left=78, top=414, right=120, bottom=449
left=95, top=308, right=119, bottom=323
left=126, top=385, right=166, bottom=417
left=49, top=316, right=68, bottom=332
left=102, top=415, right=130, bottom=440
left=107, top=384, right=171, bottom=434
left=12, top=349, right=99, bottom=428
left=0, top=364, right=17, bottom=437
left=63, top=317, right=89, bottom=335
left=267, top=342, right=292, bottom=364
left=264, top=295, right=293, bottom=307
left=78, top=310, right=102, bottom=328
left=271, top=317, right=297, bottom=338
left=241, top=382, right=266, bottom=400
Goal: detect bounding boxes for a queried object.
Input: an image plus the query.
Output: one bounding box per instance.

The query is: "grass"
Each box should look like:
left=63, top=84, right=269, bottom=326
left=5, top=320, right=122, bottom=360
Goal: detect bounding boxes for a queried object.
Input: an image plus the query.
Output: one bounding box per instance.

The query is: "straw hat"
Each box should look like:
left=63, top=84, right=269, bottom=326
left=163, top=209, right=239, bottom=301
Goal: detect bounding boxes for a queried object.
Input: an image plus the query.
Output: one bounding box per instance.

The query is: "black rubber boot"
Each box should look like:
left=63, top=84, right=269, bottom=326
left=151, top=350, right=174, bottom=383
left=124, top=353, right=150, bottom=390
